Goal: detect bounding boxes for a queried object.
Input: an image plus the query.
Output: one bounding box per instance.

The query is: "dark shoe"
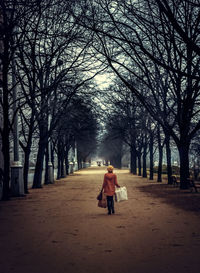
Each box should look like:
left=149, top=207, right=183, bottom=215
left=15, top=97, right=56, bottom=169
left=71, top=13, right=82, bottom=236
left=112, top=210, right=115, bottom=214
left=108, top=211, right=111, bottom=215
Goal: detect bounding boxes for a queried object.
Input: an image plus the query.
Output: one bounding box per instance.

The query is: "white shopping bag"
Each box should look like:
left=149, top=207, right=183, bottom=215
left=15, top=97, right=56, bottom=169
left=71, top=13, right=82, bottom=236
left=115, top=186, right=128, bottom=202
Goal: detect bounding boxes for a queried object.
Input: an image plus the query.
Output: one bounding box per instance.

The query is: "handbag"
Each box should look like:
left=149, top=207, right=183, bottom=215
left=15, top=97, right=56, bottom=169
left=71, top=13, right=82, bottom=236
left=115, top=186, right=128, bottom=202
left=97, top=189, right=103, bottom=201
left=98, top=192, right=107, bottom=208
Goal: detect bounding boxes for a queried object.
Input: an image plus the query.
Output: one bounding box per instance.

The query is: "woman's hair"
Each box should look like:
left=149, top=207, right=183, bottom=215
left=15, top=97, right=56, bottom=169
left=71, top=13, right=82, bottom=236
left=107, top=165, right=114, bottom=172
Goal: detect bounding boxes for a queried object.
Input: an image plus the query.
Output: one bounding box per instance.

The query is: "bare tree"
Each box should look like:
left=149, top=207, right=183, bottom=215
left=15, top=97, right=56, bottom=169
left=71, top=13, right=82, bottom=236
left=52, top=94, right=98, bottom=178
left=16, top=0, right=101, bottom=188
left=75, top=0, right=200, bottom=189
left=0, top=0, right=40, bottom=199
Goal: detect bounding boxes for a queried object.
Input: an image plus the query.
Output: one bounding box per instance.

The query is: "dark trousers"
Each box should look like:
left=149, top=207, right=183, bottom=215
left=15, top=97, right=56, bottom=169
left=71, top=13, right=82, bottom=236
left=106, top=196, right=114, bottom=214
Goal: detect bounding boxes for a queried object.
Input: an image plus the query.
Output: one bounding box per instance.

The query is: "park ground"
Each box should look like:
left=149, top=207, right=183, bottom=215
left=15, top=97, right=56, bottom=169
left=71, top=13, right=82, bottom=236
left=0, top=167, right=200, bottom=273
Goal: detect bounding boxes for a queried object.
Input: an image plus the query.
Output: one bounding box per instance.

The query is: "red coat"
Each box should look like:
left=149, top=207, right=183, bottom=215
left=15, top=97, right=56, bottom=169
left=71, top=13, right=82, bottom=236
left=102, top=173, right=120, bottom=196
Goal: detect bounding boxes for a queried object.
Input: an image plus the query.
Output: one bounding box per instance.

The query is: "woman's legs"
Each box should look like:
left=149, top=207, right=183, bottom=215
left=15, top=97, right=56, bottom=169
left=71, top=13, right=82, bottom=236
left=111, top=197, right=115, bottom=214
left=107, top=196, right=114, bottom=214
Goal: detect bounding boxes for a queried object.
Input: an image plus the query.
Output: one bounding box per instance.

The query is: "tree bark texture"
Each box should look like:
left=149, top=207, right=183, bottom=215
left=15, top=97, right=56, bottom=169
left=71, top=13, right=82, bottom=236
left=157, top=125, right=163, bottom=182
left=165, top=133, right=172, bottom=184
left=142, top=142, right=147, bottom=178
left=65, top=148, right=69, bottom=176
left=57, top=140, right=62, bottom=179
left=23, top=146, right=31, bottom=193
left=137, top=154, right=142, bottom=176
left=130, top=147, right=137, bottom=174
left=2, top=62, right=10, bottom=200
left=178, top=144, right=190, bottom=189
left=32, top=133, right=47, bottom=188
left=149, top=133, right=154, bottom=180
left=44, top=143, right=49, bottom=184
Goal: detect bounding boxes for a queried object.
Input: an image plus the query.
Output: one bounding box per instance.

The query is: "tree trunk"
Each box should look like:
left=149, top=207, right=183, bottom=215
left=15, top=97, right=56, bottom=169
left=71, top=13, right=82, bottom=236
left=23, top=146, right=31, bottom=193
left=142, top=142, right=147, bottom=178
left=157, top=148, right=163, bottom=182
left=177, top=47, right=192, bottom=189
left=2, top=69, right=10, bottom=200
left=77, top=158, right=82, bottom=170
left=32, top=137, right=47, bottom=188
left=51, top=142, right=55, bottom=170
left=32, top=114, right=48, bottom=188
left=130, top=146, right=137, bottom=174
left=65, top=149, right=69, bottom=176
left=57, top=141, right=61, bottom=179
left=157, top=125, right=163, bottom=182
left=138, top=153, right=142, bottom=176
left=0, top=36, right=12, bottom=200
left=165, top=133, right=172, bottom=184
left=178, top=143, right=190, bottom=189
left=77, top=146, right=81, bottom=170
left=44, top=143, right=49, bottom=184
left=149, top=133, right=154, bottom=180
left=22, top=117, right=34, bottom=193
left=2, top=126, right=10, bottom=200
left=60, top=147, right=65, bottom=177
left=112, top=155, right=122, bottom=169
left=57, top=157, right=61, bottom=179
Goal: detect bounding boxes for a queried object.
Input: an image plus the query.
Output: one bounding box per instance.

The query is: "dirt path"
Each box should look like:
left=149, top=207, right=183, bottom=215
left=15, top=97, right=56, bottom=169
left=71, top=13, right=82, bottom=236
left=0, top=167, right=200, bottom=273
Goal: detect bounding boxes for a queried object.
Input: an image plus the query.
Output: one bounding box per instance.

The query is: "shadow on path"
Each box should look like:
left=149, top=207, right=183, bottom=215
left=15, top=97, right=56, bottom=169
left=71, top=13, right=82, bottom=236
left=138, top=183, right=200, bottom=213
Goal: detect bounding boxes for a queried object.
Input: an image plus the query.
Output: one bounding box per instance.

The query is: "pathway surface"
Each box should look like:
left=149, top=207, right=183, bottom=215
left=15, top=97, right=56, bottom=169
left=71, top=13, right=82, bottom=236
left=0, top=167, right=200, bottom=273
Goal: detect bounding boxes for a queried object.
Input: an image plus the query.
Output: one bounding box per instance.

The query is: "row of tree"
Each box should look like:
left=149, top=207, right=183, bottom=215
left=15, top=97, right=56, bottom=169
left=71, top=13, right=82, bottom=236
left=0, top=0, right=99, bottom=200
left=72, top=0, right=200, bottom=189
left=97, top=82, right=172, bottom=183
left=1, top=0, right=200, bottom=200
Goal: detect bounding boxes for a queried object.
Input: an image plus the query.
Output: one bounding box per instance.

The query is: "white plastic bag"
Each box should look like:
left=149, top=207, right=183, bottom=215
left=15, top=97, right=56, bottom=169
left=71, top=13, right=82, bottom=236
left=115, top=186, right=128, bottom=202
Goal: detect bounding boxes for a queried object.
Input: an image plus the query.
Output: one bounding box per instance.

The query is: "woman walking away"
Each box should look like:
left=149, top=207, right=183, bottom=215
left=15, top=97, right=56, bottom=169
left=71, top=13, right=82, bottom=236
left=102, top=165, right=120, bottom=215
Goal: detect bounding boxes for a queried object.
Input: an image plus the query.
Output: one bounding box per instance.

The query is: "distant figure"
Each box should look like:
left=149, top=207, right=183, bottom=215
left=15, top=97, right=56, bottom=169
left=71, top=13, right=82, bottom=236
left=102, top=165, right=120, bottom=215
left=97, top=161, right=101, bottom=167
